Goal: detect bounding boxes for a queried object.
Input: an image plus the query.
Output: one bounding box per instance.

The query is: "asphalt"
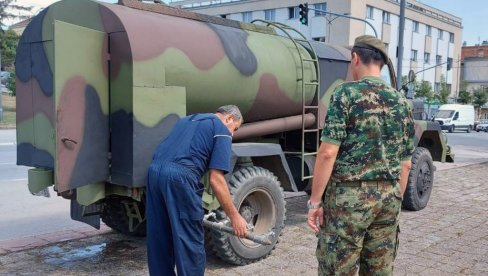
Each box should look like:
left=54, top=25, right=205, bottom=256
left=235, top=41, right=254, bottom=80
left=0, top=163, right=487, bottom=275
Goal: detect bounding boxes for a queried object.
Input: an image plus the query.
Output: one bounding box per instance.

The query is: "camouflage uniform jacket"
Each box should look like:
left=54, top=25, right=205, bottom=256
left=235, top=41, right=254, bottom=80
left=321, top=76, right=415, bottom=182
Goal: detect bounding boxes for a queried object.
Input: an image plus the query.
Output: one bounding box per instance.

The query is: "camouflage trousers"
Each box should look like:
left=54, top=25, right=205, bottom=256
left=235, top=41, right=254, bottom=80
left=316, top=180, right=402, bottom=276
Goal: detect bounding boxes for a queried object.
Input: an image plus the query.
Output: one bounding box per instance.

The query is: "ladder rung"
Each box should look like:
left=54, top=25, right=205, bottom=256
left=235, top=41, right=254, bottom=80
left=303, top=152, right=318, bottom=156
left=304, top=82, right=319, bottom=85
left=304, top=105, right=319, bottom=109
left=303, top=58, right=318, bottom=62
left=303, top=129, right=319, bottom=133
left=302, top=175, right=314, bottom=180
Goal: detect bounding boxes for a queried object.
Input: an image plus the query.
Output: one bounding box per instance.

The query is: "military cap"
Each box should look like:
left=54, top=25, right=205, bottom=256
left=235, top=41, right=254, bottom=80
left=353, top=35, right=388, bottom=62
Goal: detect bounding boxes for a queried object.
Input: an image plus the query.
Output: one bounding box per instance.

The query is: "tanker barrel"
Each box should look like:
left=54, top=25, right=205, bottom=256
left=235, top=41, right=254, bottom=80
left=202, top=219, right=274, bottom=245
left=233, top=113, right=316, bottom=141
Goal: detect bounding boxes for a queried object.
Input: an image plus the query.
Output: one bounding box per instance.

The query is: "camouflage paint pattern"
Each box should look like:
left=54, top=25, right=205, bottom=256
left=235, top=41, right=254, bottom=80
left=16, top=0, right=319, bottom=194
left=16, top=0, right=452, bottom=203
left=317, top=181, right=402, bottom=275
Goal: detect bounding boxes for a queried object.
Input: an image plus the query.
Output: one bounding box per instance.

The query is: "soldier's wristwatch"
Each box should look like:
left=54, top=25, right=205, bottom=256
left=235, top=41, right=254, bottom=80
left=307, top=200, right=322, bottom=209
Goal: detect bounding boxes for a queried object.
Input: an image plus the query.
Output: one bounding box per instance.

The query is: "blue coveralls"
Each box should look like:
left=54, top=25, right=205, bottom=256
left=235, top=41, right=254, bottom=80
left=146, top=113, right=232, bottom=276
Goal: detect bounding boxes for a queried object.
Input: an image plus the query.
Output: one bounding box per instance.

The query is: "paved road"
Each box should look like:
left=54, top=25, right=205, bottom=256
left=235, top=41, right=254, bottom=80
left=0, top=163, right=486, bottom=275
left=0, top=129, right=86, bottom=241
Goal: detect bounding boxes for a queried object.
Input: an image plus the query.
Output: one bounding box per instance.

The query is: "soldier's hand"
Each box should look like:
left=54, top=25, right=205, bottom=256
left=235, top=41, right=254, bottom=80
left=230, top=214, right=248, bottom=238
left=307, top=207, right=323, bottom=233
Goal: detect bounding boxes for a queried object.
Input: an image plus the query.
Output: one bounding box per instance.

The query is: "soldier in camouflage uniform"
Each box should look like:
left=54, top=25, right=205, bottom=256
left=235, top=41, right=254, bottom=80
left=307, top=35, right=415, bottom=275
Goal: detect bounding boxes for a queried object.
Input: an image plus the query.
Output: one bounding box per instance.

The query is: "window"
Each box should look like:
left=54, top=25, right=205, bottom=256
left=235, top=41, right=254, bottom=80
left=436, top=55, right=442, bottom=65
left=449, top=32, right=454, bottom=43
left=289, top=7, right=299, bottom=19
left=438, top=29, right=443, bottom=39
left=265, top=9, right=275, bottom=21
left=315, top=3, right=327, bottom=16
left=366, top=5, right=374, bottom=19
left=412, top=21, right=419, bottom=32
left=434, top=82, right=440, bottom=93
left=313, top=37, right=325, bottom=42
left=478, top=49, right=485, bottom=57
left=424, top=52, right=430, bottom=64
left=220, top=14, right=227, bottom=19
left=384, top=43, right=389, bottom=51
left=426, top=25, right=432, bottom=36
left=242, top=12, right=252, bottom=23
left=382, top=11, right=390, bottom=23
left=411, top=50, right=418, bottom=61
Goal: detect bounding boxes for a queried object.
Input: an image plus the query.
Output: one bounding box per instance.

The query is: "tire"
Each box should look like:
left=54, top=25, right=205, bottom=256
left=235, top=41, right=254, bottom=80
left=206, top=166, right=286, bottom=265
left=101, top=196, right=146, bottom=237
left=448, top=125, right=455, bottom=133
left=402, top=147, right=434, bottom=211
left=467, top=126, right=472, bottom=133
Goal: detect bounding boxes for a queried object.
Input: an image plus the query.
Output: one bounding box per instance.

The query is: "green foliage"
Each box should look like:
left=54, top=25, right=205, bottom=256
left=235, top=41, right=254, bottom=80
left=457, top=91, right=472, bottom=104
left=1, top=30, right=19, bottom=70
left=0, top=0, right=32, bottom=28
left=434, top=74, right=450, bottom=104
left=472, top=88, right=488, bottom=110
left=415, top=80, right=434, bottom=100
left=6, top=71, right=15, bottom=96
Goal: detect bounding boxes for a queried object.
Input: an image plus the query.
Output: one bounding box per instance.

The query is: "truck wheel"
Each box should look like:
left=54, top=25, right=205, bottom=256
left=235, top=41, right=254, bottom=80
left=449, top=125, right=455, bottom=133
left=101, top=196, right=146, bottom=237
left=467, top=126, right=472, bottom=133
left=206, top=166, right=286, bottom=265
left=402, top=147, right=434, bottom=211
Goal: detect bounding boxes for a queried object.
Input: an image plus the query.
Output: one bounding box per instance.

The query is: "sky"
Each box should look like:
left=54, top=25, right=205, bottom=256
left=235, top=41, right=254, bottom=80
left=6, top=0, right=488, bottom=46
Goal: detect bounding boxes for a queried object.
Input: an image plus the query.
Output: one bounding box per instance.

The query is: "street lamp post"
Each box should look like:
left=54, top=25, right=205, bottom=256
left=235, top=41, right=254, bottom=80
left=308, top=8, right=378, bottom=38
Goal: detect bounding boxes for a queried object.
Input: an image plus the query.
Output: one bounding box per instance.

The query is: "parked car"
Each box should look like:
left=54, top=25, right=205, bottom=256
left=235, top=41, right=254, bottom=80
left=0, top=71, right=12, bottom=85
left=476, top=119, right=488, bottom=132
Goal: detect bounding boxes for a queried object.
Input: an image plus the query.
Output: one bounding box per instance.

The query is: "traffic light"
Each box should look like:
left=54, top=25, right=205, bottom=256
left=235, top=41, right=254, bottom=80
left=299, top=3, right=309, bottom=25
left=447, top=57, right=453, bottom=71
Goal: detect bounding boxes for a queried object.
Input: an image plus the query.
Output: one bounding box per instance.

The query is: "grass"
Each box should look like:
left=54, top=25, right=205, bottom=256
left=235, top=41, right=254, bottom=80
left=0, top=94, right=16, bottom=128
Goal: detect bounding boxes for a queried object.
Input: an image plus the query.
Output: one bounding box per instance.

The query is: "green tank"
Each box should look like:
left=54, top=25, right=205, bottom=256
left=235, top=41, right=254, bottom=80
left=16, top=0, right=453, bottom=265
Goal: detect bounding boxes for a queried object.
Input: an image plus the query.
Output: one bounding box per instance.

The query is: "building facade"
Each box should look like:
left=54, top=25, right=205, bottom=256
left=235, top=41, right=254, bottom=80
left=461, top=43, right=488, bottom=119
left=169, top=0, right=463, bottom=100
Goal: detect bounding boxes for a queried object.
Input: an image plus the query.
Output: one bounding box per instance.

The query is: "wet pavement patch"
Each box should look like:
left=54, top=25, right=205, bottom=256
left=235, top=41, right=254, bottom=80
left=43, top=243, right=107, bottom=268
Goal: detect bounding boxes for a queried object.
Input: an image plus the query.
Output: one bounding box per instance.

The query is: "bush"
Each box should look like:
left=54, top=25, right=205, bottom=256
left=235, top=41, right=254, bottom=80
left=6, top=71, right=15, bottom=96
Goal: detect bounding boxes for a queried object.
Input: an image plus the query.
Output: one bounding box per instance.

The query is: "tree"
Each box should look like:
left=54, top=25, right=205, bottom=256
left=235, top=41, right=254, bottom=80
left=0, top=29, right=19, bottom=70
left=435, top=74, right=450, bottom=104
left=415, top=80, right=434, bottom=100
left=472, top=88, right=488, bottom=119
left=457, top=91, right=472, bottom=104
left=0, top=0, right=32, bottom=28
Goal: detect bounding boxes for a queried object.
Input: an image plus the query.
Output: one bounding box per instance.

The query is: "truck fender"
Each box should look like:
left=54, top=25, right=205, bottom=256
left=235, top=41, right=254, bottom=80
left=230, top=143, right=297, bottom=192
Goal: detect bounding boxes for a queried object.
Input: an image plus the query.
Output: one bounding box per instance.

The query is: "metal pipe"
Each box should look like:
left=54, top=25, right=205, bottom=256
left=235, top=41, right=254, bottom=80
left=202, top=219, right=274, bottom=245
left=233, top=113, right=316, bottom=141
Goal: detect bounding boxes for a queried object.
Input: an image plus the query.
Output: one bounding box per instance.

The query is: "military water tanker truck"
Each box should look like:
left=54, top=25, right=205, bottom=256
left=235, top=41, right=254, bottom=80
left=16, top=0, right=453, bottom=265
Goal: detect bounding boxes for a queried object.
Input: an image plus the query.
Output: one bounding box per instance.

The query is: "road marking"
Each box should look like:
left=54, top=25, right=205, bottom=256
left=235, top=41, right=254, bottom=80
left=0, top=162, right=16, bottom=165
left=0, top=178, right=27, bottom=182
left=0, top=142, right=15, bottom=146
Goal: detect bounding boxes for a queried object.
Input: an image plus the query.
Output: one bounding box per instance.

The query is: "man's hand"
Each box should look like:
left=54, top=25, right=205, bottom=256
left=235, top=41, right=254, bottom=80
left=229, top=214, right=248, bottom=238
left=307, top=207, right=323, bottom=233
left=209, top=169, right=248, bottom=238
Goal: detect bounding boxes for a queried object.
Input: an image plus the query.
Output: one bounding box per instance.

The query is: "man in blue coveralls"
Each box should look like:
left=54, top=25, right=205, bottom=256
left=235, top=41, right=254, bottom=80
left=146, top=105, right=248, bottom=276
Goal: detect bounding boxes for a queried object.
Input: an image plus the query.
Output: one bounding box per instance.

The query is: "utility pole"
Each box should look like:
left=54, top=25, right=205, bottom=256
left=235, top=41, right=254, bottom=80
left=396, top=0, right=406, bottom=90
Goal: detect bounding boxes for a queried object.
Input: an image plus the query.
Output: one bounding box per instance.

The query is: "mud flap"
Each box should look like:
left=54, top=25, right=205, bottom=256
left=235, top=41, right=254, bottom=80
left=70, top=199, right=102, bottom=229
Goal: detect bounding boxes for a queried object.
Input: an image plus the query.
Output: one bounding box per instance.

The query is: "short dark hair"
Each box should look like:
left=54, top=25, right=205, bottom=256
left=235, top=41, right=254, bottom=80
left=351, top=45, right=385, bottom=68
left=216, top=105, right=243, bottom=122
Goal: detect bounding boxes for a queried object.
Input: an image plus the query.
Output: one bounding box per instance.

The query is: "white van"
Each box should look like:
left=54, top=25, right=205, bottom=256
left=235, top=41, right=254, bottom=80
left=433, top=104, right=475, bottom=133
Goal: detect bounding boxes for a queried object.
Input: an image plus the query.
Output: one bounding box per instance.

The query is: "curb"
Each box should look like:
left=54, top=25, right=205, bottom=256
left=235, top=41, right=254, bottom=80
left=0, top=224, right=113, bottom=255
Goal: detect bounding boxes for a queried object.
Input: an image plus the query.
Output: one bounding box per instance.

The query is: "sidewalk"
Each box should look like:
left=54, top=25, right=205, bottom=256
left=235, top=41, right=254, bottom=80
left=0, top=163, right=487, bottom=275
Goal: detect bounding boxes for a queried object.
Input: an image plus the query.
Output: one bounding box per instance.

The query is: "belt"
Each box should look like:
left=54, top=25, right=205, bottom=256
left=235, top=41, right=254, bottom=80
left=335, top=180, right=395, bottom=188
